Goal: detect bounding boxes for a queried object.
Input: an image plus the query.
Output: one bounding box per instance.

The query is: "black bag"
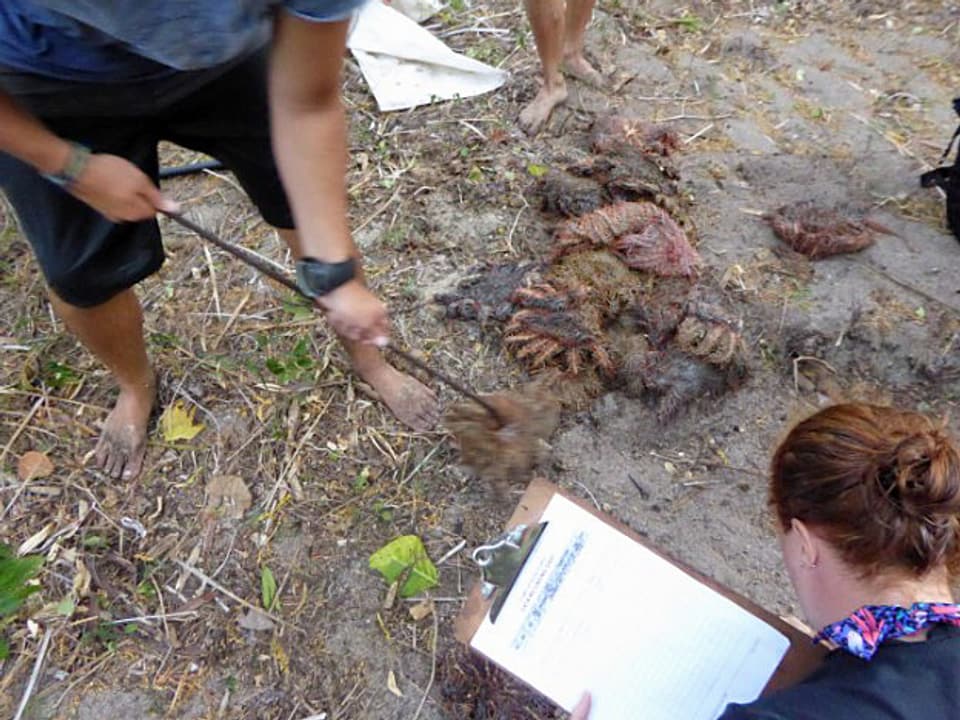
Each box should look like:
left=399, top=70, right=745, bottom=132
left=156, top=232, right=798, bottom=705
left=920, top=97, right=960, bottom=242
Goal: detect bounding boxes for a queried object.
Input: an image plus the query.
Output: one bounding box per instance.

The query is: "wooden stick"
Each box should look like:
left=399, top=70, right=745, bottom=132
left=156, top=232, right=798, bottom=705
left=164, top=210, right=508, bottom=425
left=0, top=396, right=43, bottom=467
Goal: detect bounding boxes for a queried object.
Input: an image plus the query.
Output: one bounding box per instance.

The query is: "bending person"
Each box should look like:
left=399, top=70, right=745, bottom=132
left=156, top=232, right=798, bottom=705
left=0, top=1, right=439, bottom=481
left=574, top=403, right=960, bottom=719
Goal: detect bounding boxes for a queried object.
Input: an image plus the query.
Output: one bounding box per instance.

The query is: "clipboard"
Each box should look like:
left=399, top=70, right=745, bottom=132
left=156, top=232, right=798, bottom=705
left=455, top=478, right=827, bottom=707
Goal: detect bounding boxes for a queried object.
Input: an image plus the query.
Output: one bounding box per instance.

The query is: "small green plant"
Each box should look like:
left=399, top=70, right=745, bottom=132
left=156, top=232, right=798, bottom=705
left=265, top=338, right=315, bottom=384
left=41, top=360, right=81, bottom=389
left=372, top=499, right=394, bottom=523
left=149, top=331, right=179, bottom=349
left=381, top=225, right=408, bottom=248
left=82, top=535, right=109, bottom=550
left=465, top=39, right=504, bottom=65
left=466, top=165, right=485, bottom=183
left=135, top=579, right=158, bottom=601
left=527, top=163, right=549, bottom=178
left=0, top=544, right=44, bottom=659
left=675, top=12, right=704, bottom=32
left=786, top=283, right=813, bottom=307
left=281, top=295, right=313, bottom=321
left=93, top=620, right=119, bottom=652
left=353, top=466, right=372, bottom=493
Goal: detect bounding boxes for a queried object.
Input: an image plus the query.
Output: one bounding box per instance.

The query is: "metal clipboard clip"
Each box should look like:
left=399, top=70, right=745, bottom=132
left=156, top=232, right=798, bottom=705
left=471, top=521, right=548, bottom=624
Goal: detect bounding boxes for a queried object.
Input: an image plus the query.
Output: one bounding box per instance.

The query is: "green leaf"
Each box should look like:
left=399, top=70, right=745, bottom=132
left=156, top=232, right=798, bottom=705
left=369, top=535, right=439, bottom=599
left=265, top=357, right=287, bottom=377
left=466, top=165, right=484, bottom=183
left=82, top=535, right=108, bottom=550
left=56, top=596, right=76, bottom=617
left=676, top=12, right=703, bottom=31
left=0, top=635, right=9, bottom=661
left=0, top=544, right=43, bottom=619
left=42, top=360, right=81, bottom=389
left=135, top=580, right=157, bottom=601
left=260, top=566, right=277, bottom=610
left=372, top=499, right=394, bottom=523
left=526, top=163, right=549, bottom=178
left=282, top=297, right=313, bottom=320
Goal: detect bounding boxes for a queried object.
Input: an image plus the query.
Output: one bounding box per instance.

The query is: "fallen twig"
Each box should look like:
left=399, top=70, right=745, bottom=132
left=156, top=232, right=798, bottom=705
left=107, top=611, right=199, bottom=625
left=213, top=291, right=252, bottom=350
left=792, top=355, right=837, bottom=395
left=436, top=540, right=467, bottom=566
left=0, top=398, right=49, bottom=521
left=353, top=187, right=402, bottom=235
left=684, top=123, right=714, bottom=144
left=410, top=601, right=438, bottom=720
left=0, top=396, right=43, bottom=468
left=13, top=626, right=52, bottom=720
left=262, top=397, right=332, bottom=532
left=174, top=560, right=303, bottom=633
left=570, top=480, right=601, bottom=510
left=659, top=112, right=733, bottom=122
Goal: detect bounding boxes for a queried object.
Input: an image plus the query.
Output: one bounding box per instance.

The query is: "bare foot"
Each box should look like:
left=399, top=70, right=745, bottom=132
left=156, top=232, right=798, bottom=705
left=359, top=362, right=439, bottom=431
left=563, top=53, right=604, bottom=87
left=94, top=375, right=155, bottom=480
left=519, top=80, right=568, bottom=136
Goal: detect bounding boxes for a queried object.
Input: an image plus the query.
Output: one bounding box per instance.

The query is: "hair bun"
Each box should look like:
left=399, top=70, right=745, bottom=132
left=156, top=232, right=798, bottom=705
left=890, top=430, right=960, bottom=517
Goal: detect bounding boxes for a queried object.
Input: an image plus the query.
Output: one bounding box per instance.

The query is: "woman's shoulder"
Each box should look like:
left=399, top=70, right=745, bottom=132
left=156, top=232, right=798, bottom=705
left=720, top=627, right=960, bottom=720
left=719, top=682, right=858, bottom=720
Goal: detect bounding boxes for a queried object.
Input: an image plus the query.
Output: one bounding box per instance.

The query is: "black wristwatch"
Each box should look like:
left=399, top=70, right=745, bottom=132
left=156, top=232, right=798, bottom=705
left=295, top=257, right=357, bottom=298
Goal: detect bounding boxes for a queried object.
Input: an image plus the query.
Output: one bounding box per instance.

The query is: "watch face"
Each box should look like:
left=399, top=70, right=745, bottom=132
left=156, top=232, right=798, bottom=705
left=296, top=258, right=356, bottom=297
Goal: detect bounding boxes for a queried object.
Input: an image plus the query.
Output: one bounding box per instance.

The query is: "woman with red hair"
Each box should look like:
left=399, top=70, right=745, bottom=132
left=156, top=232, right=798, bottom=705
left=574, top=403, right=960, bottom=719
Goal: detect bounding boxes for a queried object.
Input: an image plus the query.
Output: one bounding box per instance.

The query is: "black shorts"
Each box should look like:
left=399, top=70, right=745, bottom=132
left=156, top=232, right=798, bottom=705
left=0, top=50, right=294, bottom=308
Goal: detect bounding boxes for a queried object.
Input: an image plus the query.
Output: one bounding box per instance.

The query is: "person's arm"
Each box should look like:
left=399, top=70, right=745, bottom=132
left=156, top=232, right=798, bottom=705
left=0, top=90, right=71, bottom=174
left=569, top=692, right=591, bottom=720
left=0, top=89, right=176, bottom=221
left=269, top=12, right=389, bottom=345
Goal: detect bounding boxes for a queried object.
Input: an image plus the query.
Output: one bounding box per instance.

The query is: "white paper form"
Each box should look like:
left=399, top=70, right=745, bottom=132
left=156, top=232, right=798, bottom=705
left=347, top=3, right=507, bottom=112
left=470, top=494, right=790, bottom=720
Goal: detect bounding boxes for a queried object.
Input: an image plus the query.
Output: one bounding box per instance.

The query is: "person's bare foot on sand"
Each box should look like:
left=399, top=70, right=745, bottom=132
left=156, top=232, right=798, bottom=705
left=563, top=52, right=604, bottom=87
left=359, top=362, right=439, bottom=431
left=94, top=374, right=155, bottom=480
left=519, top=80, right=569, bottom=135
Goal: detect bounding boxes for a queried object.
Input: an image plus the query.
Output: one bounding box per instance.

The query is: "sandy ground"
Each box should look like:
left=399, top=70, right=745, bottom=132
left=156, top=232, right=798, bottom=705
left=2, top=1, right=960, bottom=718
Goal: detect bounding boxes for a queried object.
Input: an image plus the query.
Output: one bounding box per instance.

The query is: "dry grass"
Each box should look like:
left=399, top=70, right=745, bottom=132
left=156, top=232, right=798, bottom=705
left=2, top=1, right=960, bottom=718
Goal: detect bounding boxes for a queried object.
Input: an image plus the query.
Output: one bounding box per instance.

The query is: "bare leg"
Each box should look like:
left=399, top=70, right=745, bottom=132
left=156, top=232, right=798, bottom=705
left=562, top=0, right=603, bottom=86
left=277, top=229, right=439, bottom=431
left=520, top=0, right=568, bottom=136
left=50, top=289, right=155, bottom=480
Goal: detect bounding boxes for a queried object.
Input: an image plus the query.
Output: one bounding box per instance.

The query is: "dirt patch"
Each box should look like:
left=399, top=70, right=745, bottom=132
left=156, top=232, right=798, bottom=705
left=3, top=2, right=960, bottom=719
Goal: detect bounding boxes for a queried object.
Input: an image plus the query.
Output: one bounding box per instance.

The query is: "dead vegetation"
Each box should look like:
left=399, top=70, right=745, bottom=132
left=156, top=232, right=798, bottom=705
left=766, top=200, right=897, bottom=259
left=2, top=1, right=960, bottom=718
